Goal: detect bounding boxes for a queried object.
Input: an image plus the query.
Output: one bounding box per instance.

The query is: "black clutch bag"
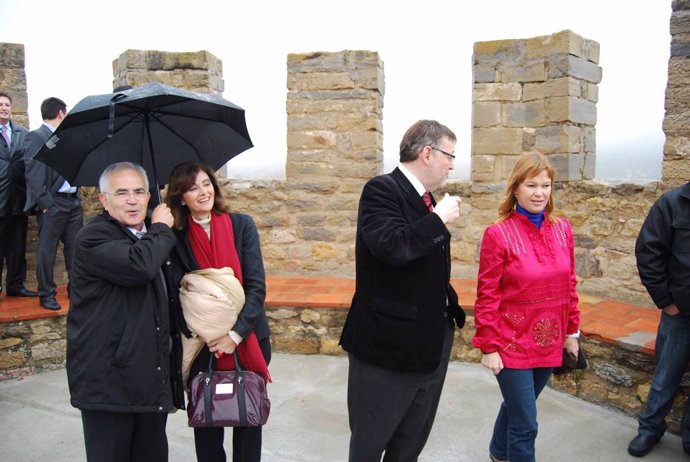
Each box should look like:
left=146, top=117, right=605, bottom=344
left=553, top=345, right=588, bottom=375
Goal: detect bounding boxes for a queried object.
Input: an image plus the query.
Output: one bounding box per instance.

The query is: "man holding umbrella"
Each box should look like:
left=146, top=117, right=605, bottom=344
left=66, top=162, right=184, bottom=462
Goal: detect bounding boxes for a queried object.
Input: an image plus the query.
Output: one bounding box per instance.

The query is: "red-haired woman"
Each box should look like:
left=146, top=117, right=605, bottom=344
left=472, top=152, right=580, bottom=462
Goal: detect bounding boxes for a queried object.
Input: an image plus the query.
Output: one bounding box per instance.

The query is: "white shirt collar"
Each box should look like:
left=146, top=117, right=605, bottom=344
left=398, top=163, right=427, bottom=197
left=128, top=223, right=148, bottom=238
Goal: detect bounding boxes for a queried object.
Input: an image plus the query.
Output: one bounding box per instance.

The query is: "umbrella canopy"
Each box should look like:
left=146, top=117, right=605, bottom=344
left=34, top=82, right=253, bottom=189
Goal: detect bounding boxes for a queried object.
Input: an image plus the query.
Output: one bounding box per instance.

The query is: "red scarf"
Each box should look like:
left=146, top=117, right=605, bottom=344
left=188, top=211, right=270, bottom=382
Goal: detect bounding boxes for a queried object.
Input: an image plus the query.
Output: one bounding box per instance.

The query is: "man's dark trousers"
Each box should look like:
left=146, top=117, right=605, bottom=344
left=36, top=194, right=82, bottom=298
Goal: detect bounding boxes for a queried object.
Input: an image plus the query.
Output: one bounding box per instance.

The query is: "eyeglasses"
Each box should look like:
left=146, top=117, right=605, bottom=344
left=430, top=146, right=456, bottom=161
left=108, top=189, right=148, bottom=201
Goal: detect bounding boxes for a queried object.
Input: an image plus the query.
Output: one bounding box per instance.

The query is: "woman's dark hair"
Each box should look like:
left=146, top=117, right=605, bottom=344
left=164, top=162, right=230, bottom=230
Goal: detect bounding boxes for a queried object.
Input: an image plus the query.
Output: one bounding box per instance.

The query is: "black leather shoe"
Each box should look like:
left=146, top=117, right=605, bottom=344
left=7, top=287, right=38, bottom=297
left=628, top=434, right=661, bottom=457
left=39, top=297, right=61, bottom=311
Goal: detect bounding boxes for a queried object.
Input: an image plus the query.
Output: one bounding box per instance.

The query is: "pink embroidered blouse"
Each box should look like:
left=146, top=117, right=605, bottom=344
left=472, top=212, right=580, bottom=369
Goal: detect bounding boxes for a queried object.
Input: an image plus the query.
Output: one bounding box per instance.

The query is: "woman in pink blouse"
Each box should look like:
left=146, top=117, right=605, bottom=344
left=472, top=152, right=580, bottom=462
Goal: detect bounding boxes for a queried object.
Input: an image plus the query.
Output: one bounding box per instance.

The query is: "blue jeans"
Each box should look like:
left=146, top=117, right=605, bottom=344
left=489, top=367, right=553, bottom=462
left=638, top=312, right=690, bottom=447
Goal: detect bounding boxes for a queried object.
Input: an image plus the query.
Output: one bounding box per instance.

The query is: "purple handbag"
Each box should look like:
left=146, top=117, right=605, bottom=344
left=187, top=352, right=270, bottom=427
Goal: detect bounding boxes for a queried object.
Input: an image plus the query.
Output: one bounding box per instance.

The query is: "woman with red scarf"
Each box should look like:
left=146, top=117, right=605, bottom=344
left=166, top=162, right=271, bottom=462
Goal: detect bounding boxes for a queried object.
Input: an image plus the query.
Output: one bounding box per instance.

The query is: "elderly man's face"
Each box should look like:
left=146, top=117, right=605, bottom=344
left=98, top=169, right=150, bottom=231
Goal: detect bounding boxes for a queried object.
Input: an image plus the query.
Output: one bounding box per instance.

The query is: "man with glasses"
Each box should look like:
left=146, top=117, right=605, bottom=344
left=66, top=162, right=184, bottom=462
left=24, top=97, right=83, bottom=310
left=340, top=119, right=465, bottom=461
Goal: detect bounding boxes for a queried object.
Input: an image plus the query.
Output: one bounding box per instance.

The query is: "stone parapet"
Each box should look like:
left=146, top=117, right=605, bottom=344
left=663, top=1, right=690, bottom=184
left=472, top=29, right=601, bottom=187
left=112, top=49, right=224, bottom=94
left=0, top=43, right=29, bottom=129
left=285, top=50, right=384, bottom=275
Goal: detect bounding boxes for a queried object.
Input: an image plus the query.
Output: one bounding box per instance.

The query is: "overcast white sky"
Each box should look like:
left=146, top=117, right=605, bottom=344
left=0, top=0, right=671, bottom=182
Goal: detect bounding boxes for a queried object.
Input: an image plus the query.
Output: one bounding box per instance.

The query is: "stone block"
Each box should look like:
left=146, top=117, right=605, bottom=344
left=286, top=95, right=380, bottom=115
left=524, top=77, right=575, bottom=101
left=0, top=338, right=21, bottom=349
left=663, top=111, right=690, bottom=135
left=116, top=49, right=219, bottom=71
left=583, top=126, right=596, bottom=153
left=549, top=55, right=602, bottom=83
left=671, top=9, right=690, bottom=35
left=535, top=124, right=582, bottom=154
left=0, top=351, right=25, bottom=369
left=502, top=100, right=545, bottom=127
left=472, top=102, right=501, bottom=127
left=472, top=127, right=523, bottom=154
left=667, top=57, right=690, bottom=86
left=0, top=43, right=25, bottom=68
left=663, top=158, right=690, bottom=185
left=549, top=153, right=585, bottom=181
left=472, top=155, right=497, bottom=174
left=473, top=64, right=496, bottom=82
left=498, top=60, right=547, bottom=83
left=287, top=130, right=337, bottom=151
left=583, top=152, right=596, bottom=180
left=473, top=83, right=522, bottom=101
left=474, top=39, right=525, bottom=63
left=545, top=96, right=597, bottom=125
left=452, top=240, right=478, bottom=263
left=320, top=338, right=345, bottom=356
left=272, top=336, right=319, bottom=354
left=346, top=131, right=383, bottom=151
left=524, top=30, right=599, bottom=63
left=498, top=155, right=520, bottom=180
left=666, top=84, right=690, bottom=108
left=524, top=30, right=571, bottom=59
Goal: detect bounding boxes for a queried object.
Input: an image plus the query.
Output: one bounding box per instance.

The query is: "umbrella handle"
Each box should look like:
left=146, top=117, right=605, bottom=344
left=108, top=93, right=128, bottom=138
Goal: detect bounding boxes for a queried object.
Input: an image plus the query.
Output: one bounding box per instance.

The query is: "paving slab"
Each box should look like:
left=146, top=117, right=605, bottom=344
left=0, top=353, right=684, bottom=461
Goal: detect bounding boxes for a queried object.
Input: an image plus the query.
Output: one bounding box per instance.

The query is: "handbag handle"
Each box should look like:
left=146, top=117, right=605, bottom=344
left=203, top=351, right=248, bottom=427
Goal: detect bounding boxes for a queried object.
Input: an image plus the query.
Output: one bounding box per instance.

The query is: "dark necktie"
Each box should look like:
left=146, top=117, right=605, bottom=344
left=422, top=191, right=433, bottom=212
left=1, top=125, right=10, bottom=148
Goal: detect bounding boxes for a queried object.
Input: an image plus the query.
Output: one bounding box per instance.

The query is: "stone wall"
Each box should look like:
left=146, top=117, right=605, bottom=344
left=8, top=26, right=679, bottom=307
left=267, top=306, right=686, bottom=433
left=0, top=317, right=66, bottom=381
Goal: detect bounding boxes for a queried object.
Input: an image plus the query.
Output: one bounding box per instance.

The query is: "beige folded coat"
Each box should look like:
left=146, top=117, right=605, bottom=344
left=179, top=267, right=245, bottom=386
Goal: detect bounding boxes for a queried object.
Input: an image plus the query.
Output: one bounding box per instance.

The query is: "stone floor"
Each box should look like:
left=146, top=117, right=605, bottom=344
left=0, top=352, right=685, bottom=462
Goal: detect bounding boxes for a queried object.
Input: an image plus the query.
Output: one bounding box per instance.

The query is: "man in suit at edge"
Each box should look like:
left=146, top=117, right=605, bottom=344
left=339, top=119, right=466, bottom=461
left=0, top=91, right=36, bottom=297
left=24, top=97, right=83, bottom=310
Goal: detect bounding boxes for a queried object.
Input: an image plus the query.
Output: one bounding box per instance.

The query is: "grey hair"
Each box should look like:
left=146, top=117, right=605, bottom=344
left=98, top=162, right=150, bottom=193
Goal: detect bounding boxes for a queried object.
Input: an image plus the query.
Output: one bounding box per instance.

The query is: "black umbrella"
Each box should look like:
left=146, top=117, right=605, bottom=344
left=35, top=82, right=253, bottom=195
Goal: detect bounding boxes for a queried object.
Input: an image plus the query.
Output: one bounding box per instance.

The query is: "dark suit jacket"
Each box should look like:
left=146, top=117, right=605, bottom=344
left=340, top=167, right=465, bottom=373
left=0, top=121, right=29, bottom=216
left=24, top=124, right=75, bottom=212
